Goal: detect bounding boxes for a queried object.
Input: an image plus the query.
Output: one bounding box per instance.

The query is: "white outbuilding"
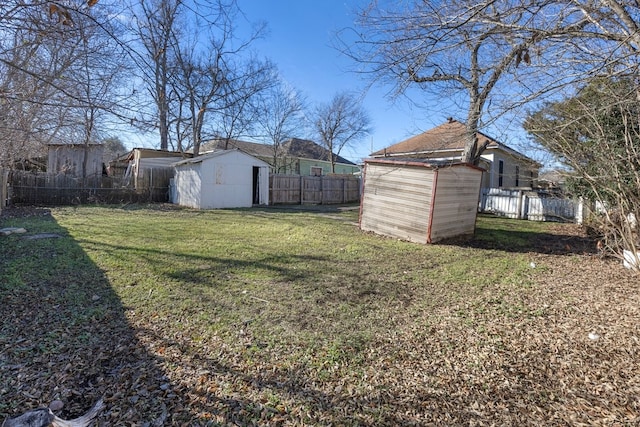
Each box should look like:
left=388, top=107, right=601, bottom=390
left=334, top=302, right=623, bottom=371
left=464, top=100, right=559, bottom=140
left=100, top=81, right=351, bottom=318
left=359, top=158, right=483, bottom=243
left=172, top=149, right=270, bottom=209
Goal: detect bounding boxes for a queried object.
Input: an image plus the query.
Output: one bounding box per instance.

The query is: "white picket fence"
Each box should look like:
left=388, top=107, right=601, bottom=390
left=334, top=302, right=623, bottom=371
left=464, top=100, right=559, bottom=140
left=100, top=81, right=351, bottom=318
left=479, top=188, right=583, bottom=223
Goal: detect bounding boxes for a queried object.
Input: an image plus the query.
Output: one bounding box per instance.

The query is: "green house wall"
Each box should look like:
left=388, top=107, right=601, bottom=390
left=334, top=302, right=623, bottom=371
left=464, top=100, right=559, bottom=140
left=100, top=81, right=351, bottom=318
left=298, top=158, right=360, bottom=176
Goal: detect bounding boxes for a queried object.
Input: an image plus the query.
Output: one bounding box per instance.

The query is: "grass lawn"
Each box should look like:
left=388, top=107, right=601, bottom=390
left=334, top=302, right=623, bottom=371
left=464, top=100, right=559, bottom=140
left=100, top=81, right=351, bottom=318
left=1, top=205, right=639, bottom=426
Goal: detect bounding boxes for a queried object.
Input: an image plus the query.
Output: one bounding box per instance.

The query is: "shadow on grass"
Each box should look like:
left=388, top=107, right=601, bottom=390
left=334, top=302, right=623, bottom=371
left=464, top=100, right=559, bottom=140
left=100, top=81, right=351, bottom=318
left=99, top=202, right=360, bottom=215
left=0, top=213, right=178, bottom=424
left=0, top=212, right=299, bottom=425
left=254, top=203, right=360, bottom=214
left=4, top=206, right=613, bottom=426
left=1, top=211, right=396, bottom=426
left=442, top=215, right=598, bottom=256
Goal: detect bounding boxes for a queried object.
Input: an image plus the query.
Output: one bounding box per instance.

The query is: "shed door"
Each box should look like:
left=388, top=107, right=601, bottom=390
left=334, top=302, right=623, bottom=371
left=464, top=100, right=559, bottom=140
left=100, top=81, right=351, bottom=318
left=253, top=166, right=260, bottom=204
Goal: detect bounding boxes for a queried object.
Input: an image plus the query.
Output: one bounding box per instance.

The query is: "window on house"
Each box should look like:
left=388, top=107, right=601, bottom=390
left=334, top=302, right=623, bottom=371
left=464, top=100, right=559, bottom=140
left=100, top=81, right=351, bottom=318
left=515, top=165, right=520, bottom=187
left=311, top=166, right=323, bottom=176
left=498, top=160, right=504, bottom=187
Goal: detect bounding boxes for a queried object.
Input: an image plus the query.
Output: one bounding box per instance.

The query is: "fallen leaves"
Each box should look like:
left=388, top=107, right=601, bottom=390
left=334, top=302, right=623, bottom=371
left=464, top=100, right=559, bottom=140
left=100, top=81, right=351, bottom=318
left=1, top=207, right=639, bottom=425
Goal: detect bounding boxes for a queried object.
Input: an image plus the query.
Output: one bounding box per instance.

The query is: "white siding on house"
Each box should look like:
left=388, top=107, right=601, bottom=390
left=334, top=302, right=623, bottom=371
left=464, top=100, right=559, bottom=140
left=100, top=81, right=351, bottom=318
left=360, top=162, right=435, bottom=244
left=485, top=152, right=536, bottom=189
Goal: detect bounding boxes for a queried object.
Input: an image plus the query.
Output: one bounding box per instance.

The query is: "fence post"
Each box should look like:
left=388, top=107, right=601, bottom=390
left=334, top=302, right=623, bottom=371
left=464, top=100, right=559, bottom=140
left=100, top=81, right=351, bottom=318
left=576, top=197, right=584, bottom=224
left=300, top=175, right=304, bottom=204
left=516, top=190, right=523, bottom=220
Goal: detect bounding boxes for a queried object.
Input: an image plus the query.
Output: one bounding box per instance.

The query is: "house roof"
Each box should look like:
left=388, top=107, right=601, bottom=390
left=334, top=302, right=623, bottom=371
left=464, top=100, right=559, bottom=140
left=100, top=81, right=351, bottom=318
left=371, top=119, right=538, bottom=165
left=201, top=139, right=274, bottom=158
left=201, top=138, right=356, bottom=165
left=365, top=157, right=485, bottom=172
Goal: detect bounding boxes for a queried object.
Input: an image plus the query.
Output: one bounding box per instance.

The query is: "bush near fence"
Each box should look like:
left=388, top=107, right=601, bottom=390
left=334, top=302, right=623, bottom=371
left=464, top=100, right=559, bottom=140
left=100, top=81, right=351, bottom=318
left=270, top=174, right=360, bottom=205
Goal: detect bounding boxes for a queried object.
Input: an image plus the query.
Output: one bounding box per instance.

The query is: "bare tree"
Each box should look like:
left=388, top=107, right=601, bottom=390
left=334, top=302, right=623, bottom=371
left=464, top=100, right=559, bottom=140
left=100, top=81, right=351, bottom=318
left=173, top=24, right=272, bottom=155
left=254, top=77, right=306, bottom=173
left=134, top=0, right=270, bottom=155
left=568, top=1, right=640, bottom=52
left=214, top=56, right=275, bottom=149
left=340, top=0, right=593, bottom=165
left=519, top=1, right=640, bottom=270
left=63, top=5, right=131, bottom=176
left=134, top=0, right=182, bottom=151
left=102, top=136, right=128, bottom=163
left=0, top=3, right=75, bottom=167
left=0, top=1, right=126, bottom=169
left=312, top=92, right=371, bottom=173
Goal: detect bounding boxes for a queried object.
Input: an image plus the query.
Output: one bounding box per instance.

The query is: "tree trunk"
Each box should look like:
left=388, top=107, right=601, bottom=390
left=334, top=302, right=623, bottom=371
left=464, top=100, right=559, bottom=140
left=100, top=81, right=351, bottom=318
left=461, top=105, right=483, bottom=165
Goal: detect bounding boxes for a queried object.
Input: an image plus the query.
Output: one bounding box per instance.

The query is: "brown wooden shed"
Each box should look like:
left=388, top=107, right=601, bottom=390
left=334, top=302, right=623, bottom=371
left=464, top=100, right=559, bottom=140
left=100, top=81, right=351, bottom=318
left=359, top=158, right=483, bottom=243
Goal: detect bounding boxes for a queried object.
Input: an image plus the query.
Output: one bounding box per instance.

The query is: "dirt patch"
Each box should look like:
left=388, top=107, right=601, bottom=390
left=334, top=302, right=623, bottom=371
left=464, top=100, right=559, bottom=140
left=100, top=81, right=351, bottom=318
left=0, top=206, right=52, bottom=220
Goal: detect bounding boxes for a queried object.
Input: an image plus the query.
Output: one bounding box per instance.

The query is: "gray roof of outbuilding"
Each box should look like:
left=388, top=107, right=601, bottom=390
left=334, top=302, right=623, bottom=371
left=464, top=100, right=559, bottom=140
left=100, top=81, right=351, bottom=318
left=173, top=149, right=269, bottom=167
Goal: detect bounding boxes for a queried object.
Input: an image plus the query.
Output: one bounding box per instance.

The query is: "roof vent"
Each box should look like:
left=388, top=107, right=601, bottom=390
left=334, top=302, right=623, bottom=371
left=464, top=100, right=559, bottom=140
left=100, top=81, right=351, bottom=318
left=447, top=117, right=453, bottom=123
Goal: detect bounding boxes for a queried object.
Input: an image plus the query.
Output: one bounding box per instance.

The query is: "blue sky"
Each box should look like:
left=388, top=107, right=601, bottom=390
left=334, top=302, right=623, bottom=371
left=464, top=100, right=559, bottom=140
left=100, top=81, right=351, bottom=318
left=237, top=0, right=453, bottom=163
left=122, top=1, right=548, bottom=166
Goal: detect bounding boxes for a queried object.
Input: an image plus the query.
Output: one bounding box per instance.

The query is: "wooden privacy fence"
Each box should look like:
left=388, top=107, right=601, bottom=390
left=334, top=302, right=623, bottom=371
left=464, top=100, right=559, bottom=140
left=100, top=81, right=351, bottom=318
left=8, top=169, right=172, bottom=206
left=270, top=174, right=361, bottom=205
left=479, top=188, right=583, bottom=223
left=7, top=170, right=358, bottom=207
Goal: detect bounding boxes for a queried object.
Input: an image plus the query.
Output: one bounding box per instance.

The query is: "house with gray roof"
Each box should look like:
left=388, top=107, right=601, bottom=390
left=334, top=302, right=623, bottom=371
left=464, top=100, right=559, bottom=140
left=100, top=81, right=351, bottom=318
left=201, top=138, right=359, bottom=176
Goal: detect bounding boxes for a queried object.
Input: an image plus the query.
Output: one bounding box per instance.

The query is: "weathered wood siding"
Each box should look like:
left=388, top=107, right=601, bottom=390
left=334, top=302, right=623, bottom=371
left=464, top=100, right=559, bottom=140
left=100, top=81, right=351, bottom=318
left=270, top=175, right=302, bottom=204
left=360, top=162, right=435, bottom=244
left=429, top=166, right=483, bottom=242
left=135, top=168, right=174, bottom=202
left=47, top=144, right=104, bottom=177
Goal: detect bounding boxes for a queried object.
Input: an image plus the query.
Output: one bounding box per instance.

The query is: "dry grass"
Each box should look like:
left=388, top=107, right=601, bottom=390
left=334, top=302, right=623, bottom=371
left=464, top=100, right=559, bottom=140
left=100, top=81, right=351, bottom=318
left=0, top=205, right=638, bottom=426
